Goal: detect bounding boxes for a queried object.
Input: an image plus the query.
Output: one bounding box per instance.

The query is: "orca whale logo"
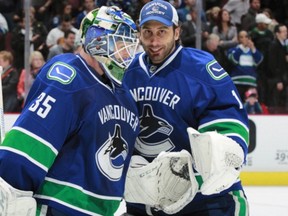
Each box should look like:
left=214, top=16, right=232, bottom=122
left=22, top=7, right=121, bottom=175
left=135, top=104, right=174, bottom=157
left=96, top=124, right=128, bottom=181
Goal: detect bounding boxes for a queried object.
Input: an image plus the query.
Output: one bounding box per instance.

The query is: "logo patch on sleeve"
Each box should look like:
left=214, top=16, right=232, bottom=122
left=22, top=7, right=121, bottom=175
left=206, top=60, right=228, bottom=80
left=47, top=62, right=76, bottom=84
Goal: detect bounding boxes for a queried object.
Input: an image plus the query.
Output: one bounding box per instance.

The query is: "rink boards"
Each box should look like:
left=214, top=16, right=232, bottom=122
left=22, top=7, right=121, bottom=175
left=241, top=115, right=288, bottom=185
left=3, top=114, right=288, bottom=185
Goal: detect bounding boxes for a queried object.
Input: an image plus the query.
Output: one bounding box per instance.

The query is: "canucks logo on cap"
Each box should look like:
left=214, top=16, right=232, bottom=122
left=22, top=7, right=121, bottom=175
left=150, top=5, right=162, bottom=15
left=139, top=0, right=179, bottom=27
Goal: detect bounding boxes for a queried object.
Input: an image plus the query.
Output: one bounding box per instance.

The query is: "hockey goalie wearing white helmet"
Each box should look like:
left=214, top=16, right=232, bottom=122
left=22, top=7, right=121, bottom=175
left=123, top=0, right=250, bottom=215
left=0, top=6, right=140, bottom=216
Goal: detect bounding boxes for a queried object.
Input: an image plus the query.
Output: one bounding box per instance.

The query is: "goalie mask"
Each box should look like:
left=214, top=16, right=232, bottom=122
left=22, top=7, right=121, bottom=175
left=80, top=6, right=139, bottom=85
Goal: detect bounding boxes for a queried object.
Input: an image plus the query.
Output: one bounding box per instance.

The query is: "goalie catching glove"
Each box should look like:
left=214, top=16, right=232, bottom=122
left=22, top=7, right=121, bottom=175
left=187, top=127, right=244, bottom=195
left=124, top=150, right=198, bottom=214
left=0, top=177, right=36, bottom=216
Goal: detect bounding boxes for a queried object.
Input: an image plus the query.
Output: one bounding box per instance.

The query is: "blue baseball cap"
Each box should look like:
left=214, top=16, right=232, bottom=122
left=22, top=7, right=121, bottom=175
left=139, top=0, right=179, bottom=27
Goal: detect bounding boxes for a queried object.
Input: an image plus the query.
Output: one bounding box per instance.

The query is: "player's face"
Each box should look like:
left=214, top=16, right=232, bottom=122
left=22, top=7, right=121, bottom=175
left=114, top=41, right=130, bottom=61
left=140, top=21, right=180, bottom=64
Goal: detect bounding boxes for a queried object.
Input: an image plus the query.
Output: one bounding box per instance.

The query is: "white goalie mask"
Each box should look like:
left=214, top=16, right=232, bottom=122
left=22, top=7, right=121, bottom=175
left=80, top=6, right=139, bottom=85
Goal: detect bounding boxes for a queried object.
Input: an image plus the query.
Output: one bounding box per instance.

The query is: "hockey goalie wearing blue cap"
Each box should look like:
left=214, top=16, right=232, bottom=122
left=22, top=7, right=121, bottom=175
left=123, top=0, right=250, bottom=215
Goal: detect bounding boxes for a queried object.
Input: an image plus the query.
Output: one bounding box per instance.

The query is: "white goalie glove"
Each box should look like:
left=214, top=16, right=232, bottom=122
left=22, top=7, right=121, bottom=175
left=187, top=127, right=244, bottom=195
left=124, top=150, right=198, bottom=214
left=0, top=177, right=36, bottom=216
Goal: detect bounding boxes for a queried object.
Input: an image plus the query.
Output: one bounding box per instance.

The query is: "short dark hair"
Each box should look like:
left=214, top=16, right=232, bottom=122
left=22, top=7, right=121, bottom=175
left=274, top=24, right=286, bottom=34
left=64, top=29, right=75, bottom=38
left=61, top=14, right=72, bottom=22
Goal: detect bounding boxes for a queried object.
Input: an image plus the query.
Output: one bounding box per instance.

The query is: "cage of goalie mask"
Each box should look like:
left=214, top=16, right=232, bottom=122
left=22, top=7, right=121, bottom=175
left=80, top=6, right=139, bottom=85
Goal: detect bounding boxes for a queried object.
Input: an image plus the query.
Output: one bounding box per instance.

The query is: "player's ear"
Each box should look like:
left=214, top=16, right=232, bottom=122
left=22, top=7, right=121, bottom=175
left=174, top=25, right=181, bottom=41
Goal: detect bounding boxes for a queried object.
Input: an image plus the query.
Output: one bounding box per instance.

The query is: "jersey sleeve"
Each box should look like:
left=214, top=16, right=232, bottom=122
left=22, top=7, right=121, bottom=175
left=186, top=53, right=249, bottom=156
left=0, top=58, right=81, bottom=191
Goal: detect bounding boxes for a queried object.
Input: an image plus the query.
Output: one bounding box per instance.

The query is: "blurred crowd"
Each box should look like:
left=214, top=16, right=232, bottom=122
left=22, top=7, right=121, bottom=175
left=0, top=0, right=288, bottom=114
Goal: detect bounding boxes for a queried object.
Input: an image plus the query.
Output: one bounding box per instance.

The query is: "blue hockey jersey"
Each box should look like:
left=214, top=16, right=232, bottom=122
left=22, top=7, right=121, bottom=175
left=0, top=53, right=139, bottom=216
left=123, top=45, right=249, bottom=214
left=227, top=44, right=263, bottom=87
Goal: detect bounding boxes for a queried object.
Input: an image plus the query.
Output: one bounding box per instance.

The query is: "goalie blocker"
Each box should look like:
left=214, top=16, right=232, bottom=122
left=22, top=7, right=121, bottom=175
left=187, top=127, right=245, bottom=195
left=0, top=177, right=36, bottom=216
left=124, top=150, right=199, bottom=214
left=124, top=128, right=245, bottom=214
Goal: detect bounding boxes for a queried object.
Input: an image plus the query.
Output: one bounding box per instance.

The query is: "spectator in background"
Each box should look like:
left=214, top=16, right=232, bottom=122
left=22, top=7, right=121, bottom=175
left=0, top=12, right=9, bottom=51
left=267, top=24, right=288, bottom=112
left=170, top=0, right=184, bottom=9
left=12, top=5, right=36, bottom=27
left=249, top=13, right=274, bottom=105
left=46, top=14, right=78, bottom=49
left=129, top=0, right=151, bottom=22
left=241, top=0, right=261, bottom=31
left=206, top=6, right=221, bottom=33
left=262, top=8, right=279, bottom=33
left=35, top=0, right=74, bottom=30
left=50, top=1, right=75, bottom=30
left=243, top=87, right=263, bottom=114
left=10, top=10, right=48, bottom=71
left=47, top=30, right=76, bottom=60
left=212, top=9, right=238, bottom=51
left=203, top=33, right=232, bottom=73
left=0, top=0, right=21, bottom=30
left=33, top=0, right=53, bottom=15
left=17, top=51, right=45, bottom=109
left=75, top=0, right=96, bottom=29
left=176, top=0, right=206, bottom=23
left=0, top=51, right=21, bottom=113
left=32, top=0, right=54, bottom=29
left=66, top=0, right=82, bottom=9
left=203, top=33, right=220, bottom=53
left=261, top=0, right=288, bottom=26
left=177, top=0, right=197, bottom=22
left=227, top=30, right=263, bottom=102
left=31, top=0, right=50, bottom=11
left=180, top=8, right=209, bottom=48
left=223, top=0, right=249, bottom=31
left=0, top=12, right=8, bottom=35
left=205, top=0, right=225, bottom=9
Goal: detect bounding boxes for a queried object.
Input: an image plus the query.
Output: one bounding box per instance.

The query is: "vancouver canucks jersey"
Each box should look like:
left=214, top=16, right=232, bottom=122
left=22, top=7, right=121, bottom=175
left=123, top=46, right=249, bottom=214
left=227, top=45, right=263, bottom=86
left=0, top=53, right=139, bottom=216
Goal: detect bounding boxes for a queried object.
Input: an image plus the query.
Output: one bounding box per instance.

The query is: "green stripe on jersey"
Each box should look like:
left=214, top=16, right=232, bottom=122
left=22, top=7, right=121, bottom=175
left=199, top=121, right=249, bottom=146
left=231, top=190, right=249, bottom=216
left=36, top=178, right=121, bottom=215
left=232, top=76, right=256, bottom=83
left=1, top=128, right=57, bottom=169
left=232, top=77, right=257, bottom=86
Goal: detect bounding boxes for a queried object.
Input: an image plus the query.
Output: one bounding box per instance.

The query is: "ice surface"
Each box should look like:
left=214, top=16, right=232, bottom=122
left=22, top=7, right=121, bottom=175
left=114, top=186, right=288, bottom=216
